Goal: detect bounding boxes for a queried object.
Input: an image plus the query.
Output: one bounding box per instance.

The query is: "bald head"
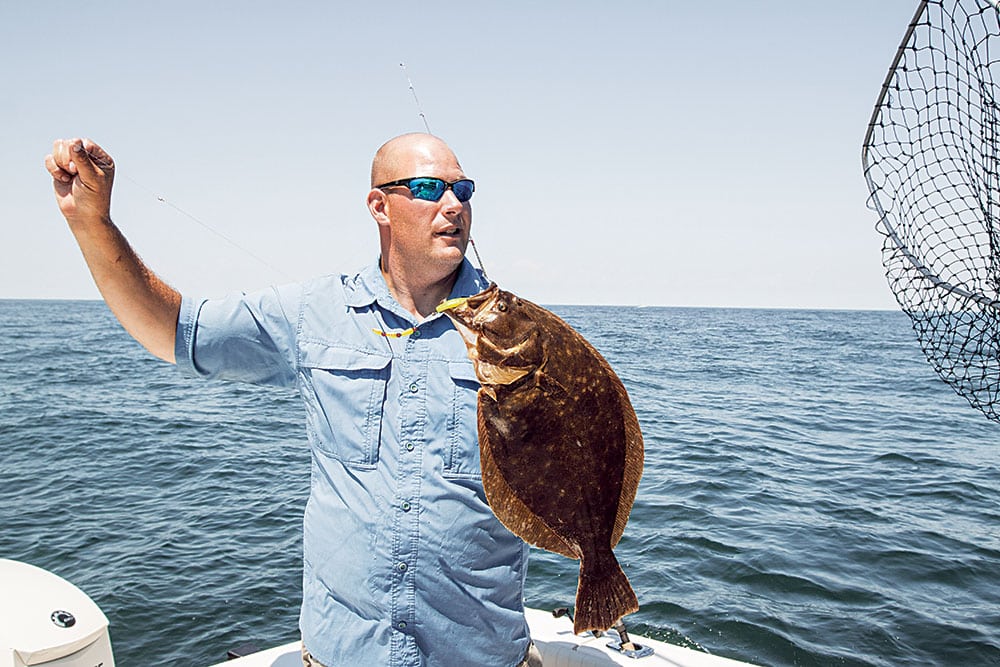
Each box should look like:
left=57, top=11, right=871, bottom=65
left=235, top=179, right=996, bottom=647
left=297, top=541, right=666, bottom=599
left=371, top=133, right=463, bottom=187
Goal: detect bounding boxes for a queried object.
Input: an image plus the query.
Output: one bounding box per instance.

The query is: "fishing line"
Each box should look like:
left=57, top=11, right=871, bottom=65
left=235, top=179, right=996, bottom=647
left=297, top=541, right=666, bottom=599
left=467, top=238, right=489, bottom=282
left=113, top=65, right=487, bottom=288
left=400, top=62, right=432, bottom=134
left=399, top=62, right=490, bottom=282
left=118, top=172, right=291, bottom=280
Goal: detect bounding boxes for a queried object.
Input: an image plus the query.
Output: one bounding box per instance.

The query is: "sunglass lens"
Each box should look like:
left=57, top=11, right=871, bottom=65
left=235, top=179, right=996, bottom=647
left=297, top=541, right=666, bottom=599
left=452, top=180, right=475, bottom=202
left=409, top=178, right=446, bottom=201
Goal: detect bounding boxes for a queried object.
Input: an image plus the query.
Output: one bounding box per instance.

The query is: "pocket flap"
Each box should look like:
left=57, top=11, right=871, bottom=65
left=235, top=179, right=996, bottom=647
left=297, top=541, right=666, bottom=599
left=301, top=343, right=391, bottom=371
left=448, top=360, right=479, bottom=383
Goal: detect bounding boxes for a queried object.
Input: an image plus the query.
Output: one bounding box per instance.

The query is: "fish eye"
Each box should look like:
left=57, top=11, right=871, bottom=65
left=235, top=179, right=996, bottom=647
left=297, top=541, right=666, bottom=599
left=497, top=302, right=508, bottom=312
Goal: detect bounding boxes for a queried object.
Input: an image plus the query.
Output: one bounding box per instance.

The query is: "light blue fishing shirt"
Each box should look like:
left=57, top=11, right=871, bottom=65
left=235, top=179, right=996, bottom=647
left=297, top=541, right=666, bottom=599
left=174, top=259, right=531, bottom=667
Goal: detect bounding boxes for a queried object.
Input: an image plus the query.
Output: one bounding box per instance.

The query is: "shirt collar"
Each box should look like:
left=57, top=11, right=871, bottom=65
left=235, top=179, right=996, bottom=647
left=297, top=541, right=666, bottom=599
left=449, top=257, right=491, bottom=300
left=343, top=257, right=489, bottom=312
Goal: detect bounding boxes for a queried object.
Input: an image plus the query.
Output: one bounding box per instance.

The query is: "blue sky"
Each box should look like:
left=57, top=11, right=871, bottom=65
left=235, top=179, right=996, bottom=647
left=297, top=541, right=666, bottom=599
left=2, top=1, right=920, bottom=308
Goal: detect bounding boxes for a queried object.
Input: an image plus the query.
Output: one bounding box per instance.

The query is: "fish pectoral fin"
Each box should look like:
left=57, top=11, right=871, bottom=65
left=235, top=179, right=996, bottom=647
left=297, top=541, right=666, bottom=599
left=534, top=369, right=570, bottom=395
left=481, top=385, right=498, bottom=402
left=478, top=361, right=532, bottom=387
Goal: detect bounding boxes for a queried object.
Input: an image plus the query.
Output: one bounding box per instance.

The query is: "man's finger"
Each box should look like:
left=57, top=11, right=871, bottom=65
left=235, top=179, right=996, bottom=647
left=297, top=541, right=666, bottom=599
left=52, top=139, right=84, bottom=174
left=44, top=153, right=72, bottom=183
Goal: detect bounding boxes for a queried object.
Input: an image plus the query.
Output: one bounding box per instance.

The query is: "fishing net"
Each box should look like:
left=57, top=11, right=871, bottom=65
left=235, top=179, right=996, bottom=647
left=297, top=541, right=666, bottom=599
left=863, top=0, right=1000, bottom=422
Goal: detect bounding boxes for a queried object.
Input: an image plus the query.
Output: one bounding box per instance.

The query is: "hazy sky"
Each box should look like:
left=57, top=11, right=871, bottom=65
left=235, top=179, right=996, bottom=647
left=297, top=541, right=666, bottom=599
left=2, top=1, right=921, bottom=308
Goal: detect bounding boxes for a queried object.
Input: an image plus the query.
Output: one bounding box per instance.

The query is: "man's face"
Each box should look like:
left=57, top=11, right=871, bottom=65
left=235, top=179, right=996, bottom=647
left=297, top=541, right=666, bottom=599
left=378, top=140, right=472, bottom=278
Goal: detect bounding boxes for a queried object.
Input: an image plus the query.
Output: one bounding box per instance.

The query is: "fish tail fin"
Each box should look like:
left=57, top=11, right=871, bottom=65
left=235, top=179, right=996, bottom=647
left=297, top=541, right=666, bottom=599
left=572, top=547, right=639, bottom=635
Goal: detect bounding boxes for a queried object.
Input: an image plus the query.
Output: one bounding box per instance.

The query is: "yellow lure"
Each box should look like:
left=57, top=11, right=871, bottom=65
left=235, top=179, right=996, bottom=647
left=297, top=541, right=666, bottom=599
left=436, top=297, right=469, bottom=313
left=373, top=297, right=468, bottom=337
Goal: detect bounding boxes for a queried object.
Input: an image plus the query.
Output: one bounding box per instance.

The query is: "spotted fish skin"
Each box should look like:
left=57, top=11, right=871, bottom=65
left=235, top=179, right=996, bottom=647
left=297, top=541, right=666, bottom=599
left=442, top=284, right=643, bottom=634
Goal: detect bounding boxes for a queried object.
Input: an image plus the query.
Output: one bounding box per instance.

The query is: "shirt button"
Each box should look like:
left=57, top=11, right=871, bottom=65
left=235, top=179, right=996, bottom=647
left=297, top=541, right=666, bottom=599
left=411, top=329, right=421, bottom=339
left=408, top=382, right=419, bottom=393
left=401, top=501, right=412, bottom=512
left=397, top=621, right=407, bottom=630
left=405, top=442, right=414, bottom=451
left=397, top=562, right=408, bottom=572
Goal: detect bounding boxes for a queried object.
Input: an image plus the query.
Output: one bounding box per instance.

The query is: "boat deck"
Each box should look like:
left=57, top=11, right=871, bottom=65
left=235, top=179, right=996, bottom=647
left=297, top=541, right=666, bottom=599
left=213, top=607, right=760, bottom=666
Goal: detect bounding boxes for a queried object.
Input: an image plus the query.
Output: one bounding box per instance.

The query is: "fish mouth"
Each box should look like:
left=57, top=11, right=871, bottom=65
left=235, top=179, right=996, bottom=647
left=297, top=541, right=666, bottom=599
left=437, top=284, right=499, bottom=352
left=464, top=283, right=499, bottom=309
left=436, top=283, right=498, bottom=316
left=445, top=313, right=480, bottom=355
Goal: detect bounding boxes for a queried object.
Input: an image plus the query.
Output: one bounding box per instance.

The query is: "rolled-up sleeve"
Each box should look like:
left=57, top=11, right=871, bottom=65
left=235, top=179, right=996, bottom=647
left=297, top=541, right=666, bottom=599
left=174, top=283, right=302, bottom=388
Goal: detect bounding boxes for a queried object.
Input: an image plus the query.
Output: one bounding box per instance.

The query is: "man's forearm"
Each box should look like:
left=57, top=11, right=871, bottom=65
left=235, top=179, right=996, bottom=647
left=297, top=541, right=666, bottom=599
left=68, top=214, right=181, bottom=363
left=47, top=139, right=181, bottom=364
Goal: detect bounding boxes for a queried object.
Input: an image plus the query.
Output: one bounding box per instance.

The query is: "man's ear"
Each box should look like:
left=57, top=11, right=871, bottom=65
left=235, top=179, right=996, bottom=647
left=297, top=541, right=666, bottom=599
left=367, top=189, right=390, bottom=226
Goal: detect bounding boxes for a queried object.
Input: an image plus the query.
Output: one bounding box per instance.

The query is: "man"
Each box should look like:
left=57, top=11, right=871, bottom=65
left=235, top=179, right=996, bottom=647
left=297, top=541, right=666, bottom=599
left=45, top=134, right=543, bottom=666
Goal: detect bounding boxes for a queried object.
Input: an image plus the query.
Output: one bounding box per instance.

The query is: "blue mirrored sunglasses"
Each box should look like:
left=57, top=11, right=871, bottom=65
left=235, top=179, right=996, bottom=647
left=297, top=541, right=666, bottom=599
left=377, top=177, right=475, bottom=202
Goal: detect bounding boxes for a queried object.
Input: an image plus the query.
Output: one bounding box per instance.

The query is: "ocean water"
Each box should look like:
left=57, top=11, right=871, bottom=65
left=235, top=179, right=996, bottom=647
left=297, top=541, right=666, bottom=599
left=1, top=299, right=997, bottom=666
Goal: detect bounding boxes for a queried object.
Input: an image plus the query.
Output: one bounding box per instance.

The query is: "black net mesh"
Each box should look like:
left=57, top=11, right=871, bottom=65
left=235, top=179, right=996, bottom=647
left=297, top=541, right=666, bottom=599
left=863, top=0, right=1000, bottom=422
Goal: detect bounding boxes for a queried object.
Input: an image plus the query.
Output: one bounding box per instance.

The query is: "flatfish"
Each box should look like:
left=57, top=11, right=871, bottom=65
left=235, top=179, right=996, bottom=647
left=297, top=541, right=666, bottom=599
left=438, top=284, right=643, bottom=634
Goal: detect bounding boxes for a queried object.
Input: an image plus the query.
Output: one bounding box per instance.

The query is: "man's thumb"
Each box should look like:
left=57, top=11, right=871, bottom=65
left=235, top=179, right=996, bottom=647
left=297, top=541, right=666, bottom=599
left=73, top=139, right=115, bottom=180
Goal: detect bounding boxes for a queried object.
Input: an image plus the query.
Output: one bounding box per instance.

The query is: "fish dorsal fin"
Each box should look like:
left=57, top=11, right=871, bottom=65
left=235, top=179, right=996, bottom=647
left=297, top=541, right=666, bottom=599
left=611, top=376, right=643, bottom=548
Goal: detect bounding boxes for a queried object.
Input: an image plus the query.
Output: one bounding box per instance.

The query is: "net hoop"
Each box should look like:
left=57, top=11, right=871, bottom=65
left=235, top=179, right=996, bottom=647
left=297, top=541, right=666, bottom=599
left=863, top=0, right=1000, bottom=310
left=862, top=0, right=1000, bottom=421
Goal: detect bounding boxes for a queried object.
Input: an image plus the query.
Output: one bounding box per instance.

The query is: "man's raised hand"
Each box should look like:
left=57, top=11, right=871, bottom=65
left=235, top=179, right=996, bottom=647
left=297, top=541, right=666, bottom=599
left=45, top=138, right=115, bottom=224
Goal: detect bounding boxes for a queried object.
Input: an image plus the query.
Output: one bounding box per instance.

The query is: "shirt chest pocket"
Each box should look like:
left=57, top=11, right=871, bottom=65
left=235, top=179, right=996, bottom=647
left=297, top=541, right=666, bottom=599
left=300, top=346, right=391, bottom=470
left=445, top=360, right=483, bottom=479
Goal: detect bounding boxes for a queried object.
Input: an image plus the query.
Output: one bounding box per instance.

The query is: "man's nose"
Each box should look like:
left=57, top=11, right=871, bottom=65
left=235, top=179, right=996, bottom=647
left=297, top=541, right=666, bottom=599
left=439, top=188, right=464, bottom=213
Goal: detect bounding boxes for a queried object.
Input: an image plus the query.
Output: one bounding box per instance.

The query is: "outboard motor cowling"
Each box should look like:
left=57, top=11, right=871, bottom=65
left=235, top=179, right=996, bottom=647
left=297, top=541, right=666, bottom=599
left=0, top=559, right=114, bottom=667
